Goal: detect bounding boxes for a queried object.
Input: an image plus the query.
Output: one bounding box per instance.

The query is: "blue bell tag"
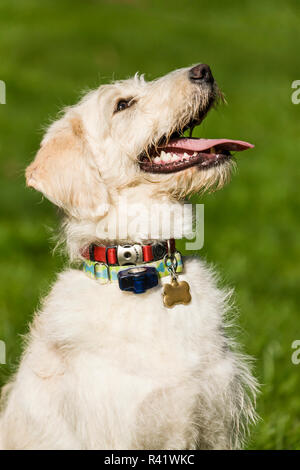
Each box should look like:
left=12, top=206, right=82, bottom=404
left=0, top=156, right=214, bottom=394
left=118, top=266, right=158, bottom=294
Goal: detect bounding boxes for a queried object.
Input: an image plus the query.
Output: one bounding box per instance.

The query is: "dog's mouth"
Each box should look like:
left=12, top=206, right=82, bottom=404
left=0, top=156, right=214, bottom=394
left=139, top=122, right=254, bottom=174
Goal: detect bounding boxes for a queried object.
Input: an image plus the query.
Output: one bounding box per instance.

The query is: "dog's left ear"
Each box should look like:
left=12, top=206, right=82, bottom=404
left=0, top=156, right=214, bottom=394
left=26, top=114, right=109, bottom=219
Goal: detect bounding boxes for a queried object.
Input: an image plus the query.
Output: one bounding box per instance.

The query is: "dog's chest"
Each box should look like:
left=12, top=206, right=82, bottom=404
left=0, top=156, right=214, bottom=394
left=28, top=257, right=230, bottom=448
left=48, top=258, right=224, bottom=381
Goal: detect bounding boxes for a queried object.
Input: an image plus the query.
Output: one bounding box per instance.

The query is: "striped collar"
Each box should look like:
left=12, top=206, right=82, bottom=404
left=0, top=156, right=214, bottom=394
left=83, top=251, right=183, bottom=284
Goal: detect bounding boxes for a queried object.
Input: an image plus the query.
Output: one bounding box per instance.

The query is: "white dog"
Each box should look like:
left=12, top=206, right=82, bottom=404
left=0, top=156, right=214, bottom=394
left=0, top=65, right=258, bottom=450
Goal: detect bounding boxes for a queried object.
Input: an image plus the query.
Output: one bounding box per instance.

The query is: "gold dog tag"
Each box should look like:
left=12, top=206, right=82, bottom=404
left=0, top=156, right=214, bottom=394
left=163, top=279, right=192, bottom=308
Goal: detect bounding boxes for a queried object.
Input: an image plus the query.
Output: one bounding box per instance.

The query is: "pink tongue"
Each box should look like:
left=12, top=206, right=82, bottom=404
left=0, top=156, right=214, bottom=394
left=162, top=138, right=254, bottom=153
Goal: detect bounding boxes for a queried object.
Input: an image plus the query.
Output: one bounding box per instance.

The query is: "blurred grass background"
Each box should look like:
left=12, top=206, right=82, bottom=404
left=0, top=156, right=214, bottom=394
left=0, top=0, right=300, bottom=449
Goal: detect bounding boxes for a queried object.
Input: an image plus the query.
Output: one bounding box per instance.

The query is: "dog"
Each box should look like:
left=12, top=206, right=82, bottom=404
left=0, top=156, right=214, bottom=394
left=0, top=64, right=258, bottom=450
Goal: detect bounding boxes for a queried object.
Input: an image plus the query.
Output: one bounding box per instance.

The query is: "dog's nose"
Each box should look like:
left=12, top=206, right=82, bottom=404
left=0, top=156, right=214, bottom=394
left=189, top=64, right=214, bottom=84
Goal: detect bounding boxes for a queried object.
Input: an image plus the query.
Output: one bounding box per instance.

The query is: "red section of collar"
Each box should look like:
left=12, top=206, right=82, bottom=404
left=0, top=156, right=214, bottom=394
left=81, top=239, right=175, bottom=266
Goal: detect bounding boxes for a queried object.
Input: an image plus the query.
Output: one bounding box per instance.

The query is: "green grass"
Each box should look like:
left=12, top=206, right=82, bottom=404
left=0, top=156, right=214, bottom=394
left=1, top=0, right=300, bottom=449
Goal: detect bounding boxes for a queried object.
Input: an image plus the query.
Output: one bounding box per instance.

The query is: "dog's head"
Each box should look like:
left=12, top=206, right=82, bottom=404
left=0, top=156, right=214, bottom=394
left=26, top=65, right=253, bottom=220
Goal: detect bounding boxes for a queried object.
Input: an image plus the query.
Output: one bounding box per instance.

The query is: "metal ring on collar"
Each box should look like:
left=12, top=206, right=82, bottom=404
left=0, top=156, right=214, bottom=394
left=164, top=253, right=178, bottom=273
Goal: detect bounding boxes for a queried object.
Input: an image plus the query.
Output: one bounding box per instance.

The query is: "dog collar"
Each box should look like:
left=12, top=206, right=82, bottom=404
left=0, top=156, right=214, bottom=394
left=83, top=251, right=183, bottom=284
left=81, top=239, right=176, bottom=266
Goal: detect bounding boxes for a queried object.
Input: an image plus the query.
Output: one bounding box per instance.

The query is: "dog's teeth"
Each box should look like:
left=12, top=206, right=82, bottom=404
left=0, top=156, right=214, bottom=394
left=183, top=152, right=190, bottom=160
left=192, top=152, right=197, bottom=156
left=161, top=151, right=171, bottom=162
left=154, top=156, right=161, bottom=163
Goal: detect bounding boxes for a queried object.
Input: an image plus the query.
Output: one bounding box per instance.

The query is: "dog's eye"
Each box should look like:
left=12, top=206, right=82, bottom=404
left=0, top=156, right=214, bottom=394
left=117, top=100, right=129, bottom=111
left=115, top=98, right=134, bottom=113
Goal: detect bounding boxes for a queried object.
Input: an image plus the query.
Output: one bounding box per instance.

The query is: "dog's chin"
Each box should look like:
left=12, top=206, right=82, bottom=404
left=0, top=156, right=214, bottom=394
left=152, top=158, right=235, bottom=199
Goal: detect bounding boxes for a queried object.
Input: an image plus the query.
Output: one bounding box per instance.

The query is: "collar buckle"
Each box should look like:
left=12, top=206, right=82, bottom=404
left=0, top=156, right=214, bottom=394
left=117, top=244, right=143, bottom=266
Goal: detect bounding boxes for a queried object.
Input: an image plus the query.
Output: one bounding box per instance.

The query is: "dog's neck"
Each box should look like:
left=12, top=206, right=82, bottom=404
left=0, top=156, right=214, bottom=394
left=63, top=186, right=194, bottom=261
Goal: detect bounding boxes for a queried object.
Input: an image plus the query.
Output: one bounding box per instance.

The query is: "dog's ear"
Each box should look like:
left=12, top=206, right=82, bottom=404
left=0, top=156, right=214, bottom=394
left=26, top=114, right=109, bottom=219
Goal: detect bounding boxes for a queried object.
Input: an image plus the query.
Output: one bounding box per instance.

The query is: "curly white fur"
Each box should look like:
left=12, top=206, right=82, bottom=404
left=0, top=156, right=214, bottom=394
left=0, top=66, right=258, bottom=450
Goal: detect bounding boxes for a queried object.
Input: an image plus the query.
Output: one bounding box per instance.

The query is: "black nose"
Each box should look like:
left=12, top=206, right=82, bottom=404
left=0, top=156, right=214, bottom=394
left=189, top=64, right=214, bottom=84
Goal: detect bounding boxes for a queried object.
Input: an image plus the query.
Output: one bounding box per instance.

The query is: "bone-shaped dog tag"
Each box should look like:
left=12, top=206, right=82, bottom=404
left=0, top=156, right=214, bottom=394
left=163, top=279, right=192, bottom=308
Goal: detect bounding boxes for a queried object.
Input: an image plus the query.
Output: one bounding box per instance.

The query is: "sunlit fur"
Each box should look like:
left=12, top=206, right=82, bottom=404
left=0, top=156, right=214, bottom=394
left=0, top=66, right=258, bottom=450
